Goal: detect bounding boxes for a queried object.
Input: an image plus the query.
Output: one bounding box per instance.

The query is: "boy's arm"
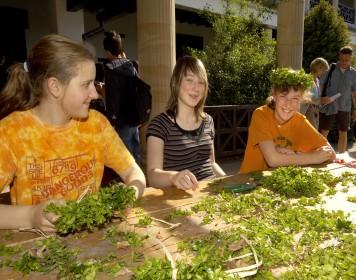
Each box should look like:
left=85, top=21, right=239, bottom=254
left=259, top=140, right=335, bottom=168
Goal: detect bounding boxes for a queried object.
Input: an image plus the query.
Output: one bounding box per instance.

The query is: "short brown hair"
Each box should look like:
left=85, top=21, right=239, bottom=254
left=339, top=46, right=353, bottom=55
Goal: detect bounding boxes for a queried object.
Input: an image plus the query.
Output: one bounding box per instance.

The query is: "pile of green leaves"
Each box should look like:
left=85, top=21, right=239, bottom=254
left=1, top=237, right=126, bottom=279
left=263, top=166, right=328, bottom=198
left=131, top=170, right=355, bottom=279
left=45, top=182, right=136, bottom=234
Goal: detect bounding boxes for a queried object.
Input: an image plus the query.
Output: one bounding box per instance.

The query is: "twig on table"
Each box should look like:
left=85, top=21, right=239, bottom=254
left=18, top=228, right=50, bottom=238
left=225, top=234, right=263, bottom=278
left=77, top=185, right=91, bottom=203
left=6, top=231, right=54, bottom=247
left=149, top=234, right=178, bottom=280
left=151, top=217, right=181, bottom=230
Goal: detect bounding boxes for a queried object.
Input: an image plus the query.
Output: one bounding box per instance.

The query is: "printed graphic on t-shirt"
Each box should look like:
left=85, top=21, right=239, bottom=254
left=274, top=136, right=293, bottom=150
left=27, top=154, right=96, bottom=204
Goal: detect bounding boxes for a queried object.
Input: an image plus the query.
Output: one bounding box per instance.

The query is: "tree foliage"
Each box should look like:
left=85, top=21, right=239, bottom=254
left=187, top=0, right=276, bottom=105
left=303, top=0, right=351, bottom=71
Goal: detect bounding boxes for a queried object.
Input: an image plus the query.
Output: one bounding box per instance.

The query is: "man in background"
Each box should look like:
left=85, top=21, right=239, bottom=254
left=103, top=31, right=141, bottom=165
left=319, top=46, right=356, bottom=153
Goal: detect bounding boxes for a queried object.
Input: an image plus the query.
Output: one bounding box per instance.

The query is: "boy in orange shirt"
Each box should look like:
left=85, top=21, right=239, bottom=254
left=240, top=68, right=336, bottom=174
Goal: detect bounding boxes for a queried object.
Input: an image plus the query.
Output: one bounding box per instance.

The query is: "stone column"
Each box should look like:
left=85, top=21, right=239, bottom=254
left=332, top=0, right=339, bottom=10
left=136, top=0, right=176, bottom=170
left=305, top=0, right=310, bottom=12
left=276, top=0, right=305, bottom=69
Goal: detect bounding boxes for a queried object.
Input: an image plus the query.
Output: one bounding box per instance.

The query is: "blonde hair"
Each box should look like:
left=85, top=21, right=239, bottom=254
left=310, top=57, right=329, bottom=74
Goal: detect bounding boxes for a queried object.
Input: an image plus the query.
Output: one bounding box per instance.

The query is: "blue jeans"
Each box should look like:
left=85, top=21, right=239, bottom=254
left=116, top=126, right=141, bottom=165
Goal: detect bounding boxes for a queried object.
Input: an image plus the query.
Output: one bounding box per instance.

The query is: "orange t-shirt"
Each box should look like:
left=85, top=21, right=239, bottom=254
left=0, top=110, right=135, bottom=205
left=239, top=105, right=327, bottom=174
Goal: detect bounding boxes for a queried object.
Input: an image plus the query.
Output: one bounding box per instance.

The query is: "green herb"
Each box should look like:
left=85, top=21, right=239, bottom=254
left=270, top=68, right=314, bottom=89
left=45, top=182, right=136, bottom=234
left=137, top=216, right=153, bottom=227
left=263, top=166, right=326, bottom=198
left=165, top=209, right=192, bottom=221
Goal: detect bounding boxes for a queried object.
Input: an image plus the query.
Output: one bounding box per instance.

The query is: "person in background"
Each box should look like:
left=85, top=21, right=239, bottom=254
left=146, top=56, right=226, bottom=191
left=300, top=57, right=331, bottom=130
left=90, top=62, right=106, bottom=115
left=239, top=68, right=336, bottom=174
left=103, top=31, right=141, bottom=165
left=319, top=46, right=356, bottom=153
left=0, top=34, right=146, bottom=232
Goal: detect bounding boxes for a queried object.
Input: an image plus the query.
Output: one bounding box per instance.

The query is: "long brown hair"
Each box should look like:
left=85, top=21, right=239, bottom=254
left=0, top=34, right=95, bottom=120
left=166, top=56, right=208, bottom=121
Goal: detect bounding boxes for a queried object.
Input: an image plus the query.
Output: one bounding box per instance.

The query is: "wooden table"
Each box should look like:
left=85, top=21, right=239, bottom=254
left=1, top=160, right=355, bottom=279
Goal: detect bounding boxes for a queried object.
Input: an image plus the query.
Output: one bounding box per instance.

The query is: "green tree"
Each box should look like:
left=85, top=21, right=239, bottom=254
left=303, top=0, right=351, bottom=71
left=187, top=0, right=276, bottom=105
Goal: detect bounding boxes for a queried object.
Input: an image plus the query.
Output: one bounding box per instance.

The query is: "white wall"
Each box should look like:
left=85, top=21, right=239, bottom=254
left=84, top=12, right=138, bottom=61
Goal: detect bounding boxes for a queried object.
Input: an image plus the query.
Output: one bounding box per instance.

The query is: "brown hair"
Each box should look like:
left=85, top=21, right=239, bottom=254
left=339, top=46, right=353, bottom=55
left=166, top=56, right=208, bottom=121
left=266, top=85, right=312, bottom=110
left=0, top=34, right=95, bottom=120
left=103, top=31, right=123, bottom=57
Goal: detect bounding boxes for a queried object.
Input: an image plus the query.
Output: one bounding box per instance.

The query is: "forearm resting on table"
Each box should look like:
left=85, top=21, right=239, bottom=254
left=147, top=168, right=179, bottom=188
left=212, top=162, right=226, bottom=177
left=264, top=147, right=335, bottom=168
left=0, top=204, right=35, bottom=230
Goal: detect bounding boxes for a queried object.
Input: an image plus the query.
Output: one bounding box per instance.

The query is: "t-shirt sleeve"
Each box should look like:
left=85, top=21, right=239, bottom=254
left=0, top=142, right=16, bottom=193
left=206, top=114, right=214, bottom=140
left=146, top=114, right=168, bottom=142
left=99, top=114, right=135, bottom=173
left=248, top=108, right=274, bottom=147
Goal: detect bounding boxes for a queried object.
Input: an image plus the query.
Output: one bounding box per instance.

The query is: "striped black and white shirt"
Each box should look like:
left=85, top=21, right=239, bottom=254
left=146, top=112, right=216, bottom=181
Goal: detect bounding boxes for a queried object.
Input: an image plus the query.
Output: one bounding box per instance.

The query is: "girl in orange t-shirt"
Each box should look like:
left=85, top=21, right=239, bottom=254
left=0, top=34, right=146, bottom=232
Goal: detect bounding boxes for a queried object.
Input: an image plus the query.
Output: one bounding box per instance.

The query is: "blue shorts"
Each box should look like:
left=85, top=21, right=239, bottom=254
left=319, top=111, right=350, bottom=132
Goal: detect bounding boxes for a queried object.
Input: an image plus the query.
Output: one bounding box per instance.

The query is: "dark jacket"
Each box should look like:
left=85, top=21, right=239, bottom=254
left=104, top=58, right=138, bottom=128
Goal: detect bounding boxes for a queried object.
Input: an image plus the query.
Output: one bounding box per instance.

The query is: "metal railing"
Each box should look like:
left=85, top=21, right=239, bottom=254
left=310, top=0, right=355, bottom=24
left=205, top=105, right=259, bottom=158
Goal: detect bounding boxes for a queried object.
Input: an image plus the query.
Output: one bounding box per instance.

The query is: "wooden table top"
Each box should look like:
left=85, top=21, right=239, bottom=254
left=1, top=161, right=355, bottom=279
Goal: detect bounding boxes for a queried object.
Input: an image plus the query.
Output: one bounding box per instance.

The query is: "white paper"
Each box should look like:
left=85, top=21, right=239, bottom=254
left=323, top=93, right=342, bottom=106
left=329, top=92, right=342, bottom=102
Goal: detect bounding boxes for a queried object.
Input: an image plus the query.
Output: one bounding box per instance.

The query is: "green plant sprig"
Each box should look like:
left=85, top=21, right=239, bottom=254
left=263, top=166, right=327, bottom=198
left=271, top=68, right=314, bottom=89
left=45, top=182, right=136, bottom=234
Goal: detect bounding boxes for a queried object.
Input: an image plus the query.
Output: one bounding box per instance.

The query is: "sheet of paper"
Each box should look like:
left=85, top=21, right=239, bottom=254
left=329, top=92, right=342, bottom=102
left=323, top=93, right=342, bottom=106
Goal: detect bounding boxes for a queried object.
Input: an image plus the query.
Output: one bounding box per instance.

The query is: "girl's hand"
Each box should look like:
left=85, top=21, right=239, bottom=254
left=171, top=170, right=199, bottom=191
left=31, top=198, right=65, bottom=232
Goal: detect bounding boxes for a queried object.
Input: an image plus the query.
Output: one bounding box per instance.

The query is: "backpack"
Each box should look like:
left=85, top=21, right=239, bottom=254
left=106, top=64, right=152, bottom=127
left=123, top=75, right=152, bottom=126
left=321, top=62, right=336, bottom=97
